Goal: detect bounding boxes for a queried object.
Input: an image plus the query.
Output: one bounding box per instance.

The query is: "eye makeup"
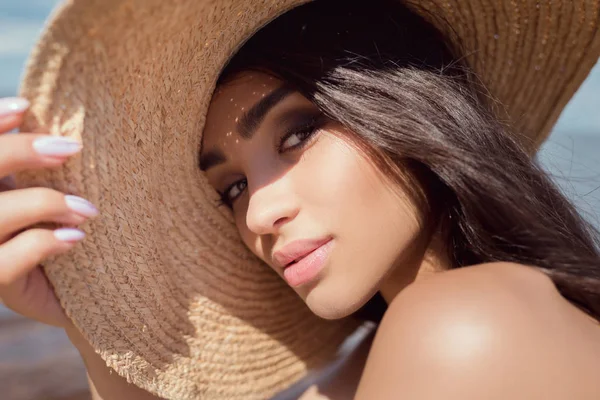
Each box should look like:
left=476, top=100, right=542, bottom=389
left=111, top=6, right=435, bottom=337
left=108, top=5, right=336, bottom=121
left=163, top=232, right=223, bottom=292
left=217, top=108, right=329, bottom=208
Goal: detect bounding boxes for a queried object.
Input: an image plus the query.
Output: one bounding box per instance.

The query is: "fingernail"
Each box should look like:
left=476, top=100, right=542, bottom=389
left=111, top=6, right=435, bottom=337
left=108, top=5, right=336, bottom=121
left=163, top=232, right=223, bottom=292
left=32, top=136, right=82, bottom=157
left=54, top=228, right=85, bottom=242
left=65, top=195, right=99, bottom=218
left=0, top=97, right=29, bottom=117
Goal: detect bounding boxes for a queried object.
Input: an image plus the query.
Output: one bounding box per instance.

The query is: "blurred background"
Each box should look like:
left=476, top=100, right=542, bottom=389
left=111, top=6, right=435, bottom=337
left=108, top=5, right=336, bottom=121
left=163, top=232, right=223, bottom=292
left=1, top=1, right=599, bottom=400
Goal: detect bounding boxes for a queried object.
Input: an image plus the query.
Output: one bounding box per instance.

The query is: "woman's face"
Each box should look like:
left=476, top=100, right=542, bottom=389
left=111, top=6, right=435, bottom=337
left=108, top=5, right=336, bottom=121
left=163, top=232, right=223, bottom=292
left=201, top=71, right=429, bottom=319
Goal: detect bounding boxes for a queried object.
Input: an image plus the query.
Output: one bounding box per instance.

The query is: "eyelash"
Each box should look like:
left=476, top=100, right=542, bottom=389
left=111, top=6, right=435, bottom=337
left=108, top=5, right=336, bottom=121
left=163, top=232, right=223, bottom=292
left=218, top=117, right=323, bottom=208
left=277, top=116, right=323, bottom=153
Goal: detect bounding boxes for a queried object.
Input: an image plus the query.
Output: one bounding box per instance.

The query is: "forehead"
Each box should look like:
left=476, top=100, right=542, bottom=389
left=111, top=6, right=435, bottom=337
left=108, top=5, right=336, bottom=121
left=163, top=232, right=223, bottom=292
left=201, top=72, right=282, bottom=151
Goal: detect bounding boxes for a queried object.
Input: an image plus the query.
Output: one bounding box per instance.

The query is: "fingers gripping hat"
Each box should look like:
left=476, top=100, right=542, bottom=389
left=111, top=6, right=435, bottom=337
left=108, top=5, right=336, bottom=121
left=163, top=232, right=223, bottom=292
left=16, top=0, right=600, bottom=399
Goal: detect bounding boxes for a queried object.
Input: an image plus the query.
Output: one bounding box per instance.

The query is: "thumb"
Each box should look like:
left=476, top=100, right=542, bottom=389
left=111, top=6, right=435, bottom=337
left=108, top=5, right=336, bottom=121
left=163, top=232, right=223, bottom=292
left=1, top=266, right=70, bottom=328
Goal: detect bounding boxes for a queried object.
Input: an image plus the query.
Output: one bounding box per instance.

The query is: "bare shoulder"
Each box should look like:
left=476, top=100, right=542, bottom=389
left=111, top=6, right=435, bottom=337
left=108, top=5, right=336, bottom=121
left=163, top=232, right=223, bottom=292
left=355, top=262, right=600, bottom=400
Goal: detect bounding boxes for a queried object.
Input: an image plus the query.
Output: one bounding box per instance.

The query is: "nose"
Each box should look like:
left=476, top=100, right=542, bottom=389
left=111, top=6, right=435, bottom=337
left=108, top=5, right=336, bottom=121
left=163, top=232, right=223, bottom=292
left=245, top=178, right=300, bottom=236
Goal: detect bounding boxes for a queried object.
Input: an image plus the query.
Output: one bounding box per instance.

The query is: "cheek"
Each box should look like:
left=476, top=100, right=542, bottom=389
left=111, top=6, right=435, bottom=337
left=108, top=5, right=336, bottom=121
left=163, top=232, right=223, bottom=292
left=295, top=135, right=365, bottom=205
left=300, top=134, right=422, bottom=261
left=297, top=134, right=413, bottom=223
left=234, top=207, right=260, bottom=256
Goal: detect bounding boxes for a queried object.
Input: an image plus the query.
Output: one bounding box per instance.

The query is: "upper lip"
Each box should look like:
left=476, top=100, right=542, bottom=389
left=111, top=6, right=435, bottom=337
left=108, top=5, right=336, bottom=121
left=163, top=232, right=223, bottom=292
left=272, top=237, right=332, bottom=269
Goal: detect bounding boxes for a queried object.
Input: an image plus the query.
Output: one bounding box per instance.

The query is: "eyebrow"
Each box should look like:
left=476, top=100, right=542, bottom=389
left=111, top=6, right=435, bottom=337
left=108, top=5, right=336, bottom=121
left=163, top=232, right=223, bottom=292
left=199, top=149, right=226, bottom=171
left=199, top=84, right=295, bottom=171
left=238, top=84, right=294, bottom=139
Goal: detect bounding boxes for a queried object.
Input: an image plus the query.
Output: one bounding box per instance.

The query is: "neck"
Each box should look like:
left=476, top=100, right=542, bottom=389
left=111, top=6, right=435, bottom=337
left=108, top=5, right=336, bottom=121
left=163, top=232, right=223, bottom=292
left=379, top=231, right=451, bottom=304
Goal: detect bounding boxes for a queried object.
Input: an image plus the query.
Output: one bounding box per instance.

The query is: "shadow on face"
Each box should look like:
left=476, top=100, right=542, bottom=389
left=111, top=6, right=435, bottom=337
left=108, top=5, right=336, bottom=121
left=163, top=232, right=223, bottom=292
left=200, top=71, right=431, bottom=319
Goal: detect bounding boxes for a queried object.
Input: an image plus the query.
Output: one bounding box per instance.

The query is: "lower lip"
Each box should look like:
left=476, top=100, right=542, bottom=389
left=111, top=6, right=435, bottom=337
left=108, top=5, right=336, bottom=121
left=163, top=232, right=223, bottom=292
left=283, top=239, right=334, bottom=287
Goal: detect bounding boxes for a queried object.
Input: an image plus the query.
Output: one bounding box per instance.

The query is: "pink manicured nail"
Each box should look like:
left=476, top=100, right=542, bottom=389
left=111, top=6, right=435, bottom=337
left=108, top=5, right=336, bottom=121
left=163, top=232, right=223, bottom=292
left=65, top=195, right=99, bottom=217
left=0, top=97, right=29, bottom=117
left=54, top=228, right=85, bottom=242
left=32, top=136, right=82, bottom=157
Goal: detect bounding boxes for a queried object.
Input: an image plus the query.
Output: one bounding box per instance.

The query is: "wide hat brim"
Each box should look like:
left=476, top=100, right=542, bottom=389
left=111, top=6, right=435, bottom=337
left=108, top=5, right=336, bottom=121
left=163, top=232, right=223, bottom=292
left=16, top=0, right=600, bottom=399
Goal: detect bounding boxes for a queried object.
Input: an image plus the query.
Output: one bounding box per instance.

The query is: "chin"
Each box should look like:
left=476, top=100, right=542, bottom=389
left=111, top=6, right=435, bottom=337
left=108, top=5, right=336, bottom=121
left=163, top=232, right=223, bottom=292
left=306, top=303, right=350, bottom=320
left=301, top=283, right=369, bottom=320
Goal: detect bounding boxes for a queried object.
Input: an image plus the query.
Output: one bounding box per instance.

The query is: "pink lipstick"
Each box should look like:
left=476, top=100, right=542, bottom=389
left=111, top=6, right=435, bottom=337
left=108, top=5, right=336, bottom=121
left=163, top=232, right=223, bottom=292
left=273, top=238, right=334, bottom=287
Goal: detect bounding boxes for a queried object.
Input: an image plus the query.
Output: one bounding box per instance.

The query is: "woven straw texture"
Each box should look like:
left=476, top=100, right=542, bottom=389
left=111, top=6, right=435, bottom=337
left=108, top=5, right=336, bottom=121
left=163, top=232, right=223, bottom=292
left=14, top=0, right=600, bottom=399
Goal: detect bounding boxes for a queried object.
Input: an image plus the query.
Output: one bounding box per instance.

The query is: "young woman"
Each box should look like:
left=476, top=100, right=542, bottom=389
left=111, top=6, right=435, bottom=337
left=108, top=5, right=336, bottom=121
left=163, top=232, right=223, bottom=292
left=1, top=0, right=600, bottom=399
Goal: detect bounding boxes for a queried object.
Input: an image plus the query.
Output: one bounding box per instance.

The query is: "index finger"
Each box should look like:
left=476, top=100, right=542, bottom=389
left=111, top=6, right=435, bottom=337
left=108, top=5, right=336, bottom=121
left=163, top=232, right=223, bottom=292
left=0, top=98, right=30, bottom=134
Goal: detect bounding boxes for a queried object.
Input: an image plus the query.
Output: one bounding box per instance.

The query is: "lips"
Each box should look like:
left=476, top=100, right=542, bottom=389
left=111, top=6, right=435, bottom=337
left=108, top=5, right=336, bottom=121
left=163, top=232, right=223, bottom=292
left=273, top=237, right=332, bottom=269
left=273, top=237, right=334, bottom=287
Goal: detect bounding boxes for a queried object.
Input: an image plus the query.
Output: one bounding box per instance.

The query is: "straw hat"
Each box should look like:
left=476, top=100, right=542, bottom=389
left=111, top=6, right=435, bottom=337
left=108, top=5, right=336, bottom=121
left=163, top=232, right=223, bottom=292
left=15, top=0, right=600, bottom=399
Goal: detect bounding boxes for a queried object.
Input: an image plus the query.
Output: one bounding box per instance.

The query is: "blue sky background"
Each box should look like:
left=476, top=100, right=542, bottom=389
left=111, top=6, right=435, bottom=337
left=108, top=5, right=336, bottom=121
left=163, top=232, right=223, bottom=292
left=1, top=0, right=599, bottom=227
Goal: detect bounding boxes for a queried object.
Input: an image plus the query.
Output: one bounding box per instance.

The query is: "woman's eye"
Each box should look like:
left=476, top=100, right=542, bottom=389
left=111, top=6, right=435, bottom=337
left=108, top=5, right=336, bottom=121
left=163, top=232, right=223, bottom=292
left=279, top=127, right=317, bottom=152
left=221, top=179, right=247, bottom=207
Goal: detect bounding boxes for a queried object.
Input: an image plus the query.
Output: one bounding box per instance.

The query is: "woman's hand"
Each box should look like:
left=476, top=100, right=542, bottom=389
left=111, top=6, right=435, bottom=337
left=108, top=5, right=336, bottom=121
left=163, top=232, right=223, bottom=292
left=0, top=97, right=98, bottom=329
left=0, top=97, right=163, bottom=400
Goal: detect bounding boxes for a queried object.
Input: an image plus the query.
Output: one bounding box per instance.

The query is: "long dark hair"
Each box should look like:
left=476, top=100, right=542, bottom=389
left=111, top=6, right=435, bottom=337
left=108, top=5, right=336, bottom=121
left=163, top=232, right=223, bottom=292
left=218, top=0, right=600, bottom=321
